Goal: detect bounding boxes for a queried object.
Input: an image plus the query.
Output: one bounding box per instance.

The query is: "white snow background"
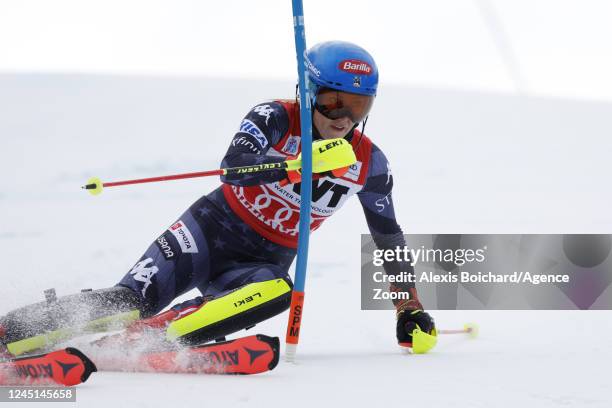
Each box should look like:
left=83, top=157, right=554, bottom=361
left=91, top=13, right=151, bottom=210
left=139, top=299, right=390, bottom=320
left=0, top=74, right=611, bottom=407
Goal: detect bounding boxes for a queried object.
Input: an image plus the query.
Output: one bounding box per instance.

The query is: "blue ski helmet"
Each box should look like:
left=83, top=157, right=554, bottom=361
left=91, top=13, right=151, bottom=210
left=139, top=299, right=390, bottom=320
left=305, top=41, right=378, bottom=97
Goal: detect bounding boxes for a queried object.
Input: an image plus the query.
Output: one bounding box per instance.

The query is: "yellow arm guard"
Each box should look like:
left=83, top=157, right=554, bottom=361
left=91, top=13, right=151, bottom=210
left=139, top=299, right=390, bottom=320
left=285, top=138, right=357, bottom=173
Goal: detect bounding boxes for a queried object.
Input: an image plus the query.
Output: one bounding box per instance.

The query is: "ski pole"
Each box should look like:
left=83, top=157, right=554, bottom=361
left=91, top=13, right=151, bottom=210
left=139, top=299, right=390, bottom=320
left=438, top=323, right=479, bottom=339
left=81, top=162, right=290, bottom=195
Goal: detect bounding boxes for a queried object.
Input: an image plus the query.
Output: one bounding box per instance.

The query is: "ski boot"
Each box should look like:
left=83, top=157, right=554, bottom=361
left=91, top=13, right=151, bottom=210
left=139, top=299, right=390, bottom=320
left=1, top=286, right=144, bottom=356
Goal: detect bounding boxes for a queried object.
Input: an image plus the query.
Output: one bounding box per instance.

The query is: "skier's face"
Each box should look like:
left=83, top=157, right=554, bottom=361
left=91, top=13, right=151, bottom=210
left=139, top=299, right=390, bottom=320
left=313, top=88, right=374, bottom=139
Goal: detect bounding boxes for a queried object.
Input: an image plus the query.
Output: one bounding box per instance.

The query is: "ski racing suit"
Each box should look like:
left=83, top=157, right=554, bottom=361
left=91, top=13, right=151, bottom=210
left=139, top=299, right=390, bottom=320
left=114, top=99, right=416, bottom=344
left=0, top=100, right=417, bottom=354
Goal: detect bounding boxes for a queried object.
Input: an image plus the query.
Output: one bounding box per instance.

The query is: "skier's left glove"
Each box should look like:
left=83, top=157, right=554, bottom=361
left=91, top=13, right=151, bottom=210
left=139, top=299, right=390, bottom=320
left=394, top=287, right=437, bottom=353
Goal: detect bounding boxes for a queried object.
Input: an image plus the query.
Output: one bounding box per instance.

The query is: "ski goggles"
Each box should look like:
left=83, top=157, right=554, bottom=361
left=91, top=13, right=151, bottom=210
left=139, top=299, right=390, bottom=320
left=314, top=88, right=374, bottom=123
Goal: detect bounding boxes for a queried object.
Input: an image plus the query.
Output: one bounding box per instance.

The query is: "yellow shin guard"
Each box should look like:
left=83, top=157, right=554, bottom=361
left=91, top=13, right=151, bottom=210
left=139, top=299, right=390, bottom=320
left=166, top=278, right=292, bottom=345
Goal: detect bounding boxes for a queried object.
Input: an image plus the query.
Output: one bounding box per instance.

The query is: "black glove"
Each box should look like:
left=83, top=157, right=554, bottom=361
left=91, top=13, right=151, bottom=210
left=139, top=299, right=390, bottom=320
left=392, top=286, right=436, bottom=346
left=396, top=308, right=436, bottom=346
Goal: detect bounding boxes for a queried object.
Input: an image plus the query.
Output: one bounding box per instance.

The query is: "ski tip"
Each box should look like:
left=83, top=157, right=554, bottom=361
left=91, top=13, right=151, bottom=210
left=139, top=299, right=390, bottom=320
left=65, top=347, right=98, bottom=382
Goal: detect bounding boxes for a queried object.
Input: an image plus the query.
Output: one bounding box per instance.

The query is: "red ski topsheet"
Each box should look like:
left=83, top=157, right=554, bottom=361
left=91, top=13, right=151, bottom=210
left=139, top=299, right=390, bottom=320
left=94, top=334, right=279, bottom=375
left=0, top=348, right=97, bottom=386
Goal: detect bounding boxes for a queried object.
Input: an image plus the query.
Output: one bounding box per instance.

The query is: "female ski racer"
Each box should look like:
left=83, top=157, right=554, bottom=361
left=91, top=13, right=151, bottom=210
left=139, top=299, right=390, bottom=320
left=1, top=41, right=436, bottom=357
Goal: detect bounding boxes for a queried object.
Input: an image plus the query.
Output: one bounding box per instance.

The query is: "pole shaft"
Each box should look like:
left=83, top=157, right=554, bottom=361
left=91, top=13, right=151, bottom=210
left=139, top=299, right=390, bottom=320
left=103, top=170, right=225, bottom=188
left=97, top=162, right=287, bottom=189
left=438, top=329, right=470, bottom=335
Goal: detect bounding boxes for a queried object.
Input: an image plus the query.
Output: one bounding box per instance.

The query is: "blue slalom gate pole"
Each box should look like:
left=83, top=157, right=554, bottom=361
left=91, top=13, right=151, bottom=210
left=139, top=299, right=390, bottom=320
left=285, top=0, right=313, bottom=362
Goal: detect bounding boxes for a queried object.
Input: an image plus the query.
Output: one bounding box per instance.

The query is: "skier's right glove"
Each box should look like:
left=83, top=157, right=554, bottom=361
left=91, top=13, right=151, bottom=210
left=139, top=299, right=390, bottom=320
left=281, top=138, right=356, bottom=186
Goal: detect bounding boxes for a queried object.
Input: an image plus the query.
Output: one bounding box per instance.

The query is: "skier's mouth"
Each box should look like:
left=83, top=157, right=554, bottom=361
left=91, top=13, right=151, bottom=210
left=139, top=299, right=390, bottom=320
left=331, top=124, right=348, bottom=132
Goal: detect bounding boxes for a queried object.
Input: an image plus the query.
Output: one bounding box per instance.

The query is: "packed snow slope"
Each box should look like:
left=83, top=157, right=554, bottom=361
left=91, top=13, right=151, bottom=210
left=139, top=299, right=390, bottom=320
left=1, top=74, right=611, bottom=407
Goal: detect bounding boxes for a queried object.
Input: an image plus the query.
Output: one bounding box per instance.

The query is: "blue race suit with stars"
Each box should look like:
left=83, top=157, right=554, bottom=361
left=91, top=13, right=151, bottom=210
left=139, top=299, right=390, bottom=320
left=117, top=99, right=414, bottom=341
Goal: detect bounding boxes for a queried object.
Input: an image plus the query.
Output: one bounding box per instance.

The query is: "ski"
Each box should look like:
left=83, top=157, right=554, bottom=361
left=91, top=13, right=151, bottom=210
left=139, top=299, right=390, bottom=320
left=0, top=347, right=97, bottom=386
left=91, top=334, right=280, bottom=375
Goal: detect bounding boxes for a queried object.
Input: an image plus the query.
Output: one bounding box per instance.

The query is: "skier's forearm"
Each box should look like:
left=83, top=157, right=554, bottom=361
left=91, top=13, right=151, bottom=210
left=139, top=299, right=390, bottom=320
left=220, top=153, right=288, bottom=186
